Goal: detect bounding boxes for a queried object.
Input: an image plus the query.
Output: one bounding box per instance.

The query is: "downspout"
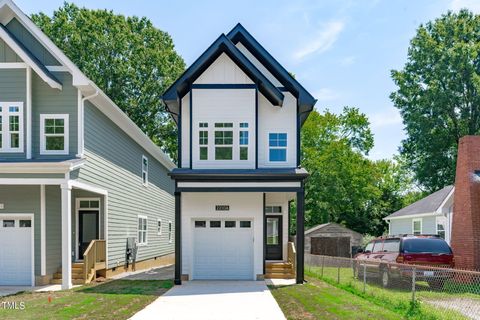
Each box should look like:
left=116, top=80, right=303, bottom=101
left=77, top=89, right=99, bottom=157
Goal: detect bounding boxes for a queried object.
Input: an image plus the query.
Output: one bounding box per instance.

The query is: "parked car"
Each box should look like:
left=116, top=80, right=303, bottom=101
left=354, top=235, right=455, bottom=288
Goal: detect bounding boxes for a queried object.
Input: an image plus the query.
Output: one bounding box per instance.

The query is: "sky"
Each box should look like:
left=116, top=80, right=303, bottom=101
left=15, top=0, right=480, bottom=160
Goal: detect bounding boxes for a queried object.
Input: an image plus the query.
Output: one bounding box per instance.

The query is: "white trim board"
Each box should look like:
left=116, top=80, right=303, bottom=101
left=40, top=185, right=46, bottom=276
left=383, top=212, right=443, bottom=221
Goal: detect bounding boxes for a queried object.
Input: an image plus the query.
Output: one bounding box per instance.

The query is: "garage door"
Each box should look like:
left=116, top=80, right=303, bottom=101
left=0, top=216, right=33, bottom=286
left=193, top=219, right=253, bottom=280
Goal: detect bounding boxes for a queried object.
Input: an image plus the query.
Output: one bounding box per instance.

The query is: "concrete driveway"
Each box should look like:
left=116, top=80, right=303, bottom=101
left=130, top=281, right=286, bottom=320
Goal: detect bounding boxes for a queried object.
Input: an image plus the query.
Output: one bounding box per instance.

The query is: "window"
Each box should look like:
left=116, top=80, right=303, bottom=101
left=382, top=239, right=400, bottom=252
left=195, top=220, right=206, bottom=228
left=269, top=133, right=287, bottom=162
left=19, top=220, right=31, bottom=228
left=199, top=123, right=208, bottom=160
left=40, top=114, right=68, bottom=154
left=225, top=221, right=236, bottom=228
left=265, top=206, right=282, bottom=213
left=3, top=220, right=14, bottom=227
left=239, top=123, right=248, bottom=160
left=168, top=221, right=173, bottom=243
left=240, top=221, right=251, bottom=228
left=0, top=103, right=23, bottom=152
left=79, top=200, right=100, bottom=209
left=137, top=216, right=147, bottom=245
left=215, top=122, right=233, bottom=160
left=364, top=242, right=374, bottom=253
left=142, top=156, right=149, bottom=186
left=436, top=217, right=446, bottom=239
left=412, top=218, right=422, bottom=235
left=157, top=219, right=162, bottom=235
left=210, top=221, right=221, bottom=228
left=372, top=241, right=383, bottom=253
left=402, top=238, right=452, bottom=254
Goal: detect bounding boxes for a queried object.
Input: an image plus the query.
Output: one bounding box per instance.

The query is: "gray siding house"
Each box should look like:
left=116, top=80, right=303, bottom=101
left=0, top=0, right=175, bottom=289
left=384, top=185, right=454, bottom=244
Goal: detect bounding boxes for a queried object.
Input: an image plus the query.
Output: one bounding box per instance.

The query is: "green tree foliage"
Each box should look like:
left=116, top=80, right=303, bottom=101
left=391, top=9, right=480, bottom=191
left=32, top=3, right=185, bottom=161
left=301, top=108, right=415, bottom=235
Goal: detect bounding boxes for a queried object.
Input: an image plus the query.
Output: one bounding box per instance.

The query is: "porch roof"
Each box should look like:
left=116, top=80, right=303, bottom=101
left=169, top=167, right=309, bottom=182
left=0, top=158, right=85, bottom=174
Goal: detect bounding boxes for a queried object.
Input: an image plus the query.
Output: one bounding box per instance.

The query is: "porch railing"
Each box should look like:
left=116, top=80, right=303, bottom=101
left=288, top=241, right=296, bottom=273
left=83, top=239, right=106, bottom=283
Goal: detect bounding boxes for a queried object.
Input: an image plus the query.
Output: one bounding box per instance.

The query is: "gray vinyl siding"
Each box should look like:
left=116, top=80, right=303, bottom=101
left=32, top=71, right=78, bottom=159
left=76, top=101, right=174, bottom=268
left=0, top=68, right=26, bottom=160
left=5, top=18, right=60, bottom=66
left=0, top=38, right=22, bottom=62
left=0, top=185, right=62, bottom=277
left=389, top=216, right=438, bottom=235
left=45, top=185, right=61, bottom=275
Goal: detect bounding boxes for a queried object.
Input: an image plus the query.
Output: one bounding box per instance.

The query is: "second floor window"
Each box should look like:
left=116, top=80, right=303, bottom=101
left=214, top=122, right=233, bottom=160
left=269, top=133, right=287, bottom=162
left=40, top=114, right=69, bottom=155
left=239, top=123, right=248, bottom=160
left=199, top=122, right=208, bottom=160
left=0, top=103, right=23, bottom=152
left=142, top=155, right=149, bottom=186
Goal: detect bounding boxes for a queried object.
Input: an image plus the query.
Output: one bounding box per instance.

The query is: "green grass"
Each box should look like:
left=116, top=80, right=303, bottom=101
left=269, top=278, right=401, bottom=320
left=0, top=280, right=173, bottom=320
left=306, top=266, right=473, bottom=320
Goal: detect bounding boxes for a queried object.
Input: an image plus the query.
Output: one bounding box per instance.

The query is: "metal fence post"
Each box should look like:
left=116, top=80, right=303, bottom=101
left=337, top=264, right=340, bottom=284
left=363, top=263, right=366, bottom=293
left=321, top=256, right=325, bottom=278
left=411, top=266, right=416, bottom=304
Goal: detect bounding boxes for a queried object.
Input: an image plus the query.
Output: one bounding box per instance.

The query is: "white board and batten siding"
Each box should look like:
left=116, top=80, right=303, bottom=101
left=181, top=192, right=263, bottom=280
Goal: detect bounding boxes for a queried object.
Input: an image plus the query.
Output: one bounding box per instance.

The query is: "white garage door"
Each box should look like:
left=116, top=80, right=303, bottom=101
left=0, top=216, right=33, bottom=286
left=193, top=219, right=253, bottom=280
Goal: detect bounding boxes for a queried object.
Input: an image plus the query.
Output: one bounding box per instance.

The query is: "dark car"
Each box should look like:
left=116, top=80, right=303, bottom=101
left=354, top=235, right=454, bottom=288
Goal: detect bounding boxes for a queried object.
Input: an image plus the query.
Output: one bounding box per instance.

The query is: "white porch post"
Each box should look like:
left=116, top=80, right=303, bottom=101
left=61, top=183, right=72, bottom=289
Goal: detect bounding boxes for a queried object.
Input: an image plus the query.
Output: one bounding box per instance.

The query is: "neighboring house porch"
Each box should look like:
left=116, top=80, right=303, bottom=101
left=0, top=167, right=108, bottom=288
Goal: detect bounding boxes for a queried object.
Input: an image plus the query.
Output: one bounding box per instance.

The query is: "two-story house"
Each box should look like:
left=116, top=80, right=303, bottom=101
left=163, top=24, right=316, bottom=284
left=0, top=0, right=175, bottom=289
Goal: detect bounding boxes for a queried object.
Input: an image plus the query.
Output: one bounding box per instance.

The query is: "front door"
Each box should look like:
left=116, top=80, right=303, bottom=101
left=266, top=215, right=282, bottom=260
left=78, top=211, right=99, bottom=259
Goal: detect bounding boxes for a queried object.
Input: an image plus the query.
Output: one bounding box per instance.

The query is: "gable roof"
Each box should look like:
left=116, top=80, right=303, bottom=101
left=227, top=23, right=317, bottom=125
left=0, top=0, right=175, bottom=170
left=385, top=185, right=454, bottom=220
left=0, top=24, right=61, bottom=89
left=162, top=33, right=284, bottom=119
left=305, top=222, right=362, bottom=236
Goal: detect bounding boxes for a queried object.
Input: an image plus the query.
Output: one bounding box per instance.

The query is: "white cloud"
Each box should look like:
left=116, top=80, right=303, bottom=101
left=450, top=0, right=480, bottom=12
left=340, top=55, right=356, bottom=66
left=314, top=88, right=340, bottom=101
left=293, top=20, right=345, bottom=61
left=369, top=108, right=403, bottom=129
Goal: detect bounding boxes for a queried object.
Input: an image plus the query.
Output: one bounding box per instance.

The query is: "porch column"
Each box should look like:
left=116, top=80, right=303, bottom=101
left=174, top=192, right=182, bottom=285
left=296, top=189, right=305, bottom=284
left=61, top=183, right=73, bottom=289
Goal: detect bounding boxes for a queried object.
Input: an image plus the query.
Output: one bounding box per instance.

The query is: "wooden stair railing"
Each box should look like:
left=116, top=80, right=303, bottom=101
left=83, top=239, right=106, bottom=283
left=288, top=241, right=296, bottom=274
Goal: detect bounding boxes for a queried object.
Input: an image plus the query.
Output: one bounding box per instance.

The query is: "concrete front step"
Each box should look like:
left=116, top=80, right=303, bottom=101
left=53, top=272, right=84, bottom=280
left=265, top=273, right=295, bottom=279
left=51, top=278, right=86, bottom=285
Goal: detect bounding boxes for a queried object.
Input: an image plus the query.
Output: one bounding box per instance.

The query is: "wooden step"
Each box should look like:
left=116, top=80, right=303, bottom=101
left=265, top=273, right=295, bottom=279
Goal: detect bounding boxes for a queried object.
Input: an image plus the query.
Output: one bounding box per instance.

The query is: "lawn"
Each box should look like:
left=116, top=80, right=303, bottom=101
left=270, top=277, right=401, bottom=320
left=306, top=265, right=475, bottom=319
left=0, top=280, right=173, bottom=320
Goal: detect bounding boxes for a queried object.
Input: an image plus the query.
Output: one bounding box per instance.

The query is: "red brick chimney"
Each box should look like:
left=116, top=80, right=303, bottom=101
left=451, top=136, right=480, bottom=270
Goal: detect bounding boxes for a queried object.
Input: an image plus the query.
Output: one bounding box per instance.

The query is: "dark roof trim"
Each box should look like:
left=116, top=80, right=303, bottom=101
left=169, top=168, right=309, bottom=182
left=227, top=23, right=317, bottom=125
left=162, top=34, right=284, bottom=121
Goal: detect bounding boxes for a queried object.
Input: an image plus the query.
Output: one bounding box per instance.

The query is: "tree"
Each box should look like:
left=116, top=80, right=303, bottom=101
left=32, top=3, right=185, bottom=161
left=391, top=9, right=480, bottom=192
left=300, top=108, right=417, bottom=235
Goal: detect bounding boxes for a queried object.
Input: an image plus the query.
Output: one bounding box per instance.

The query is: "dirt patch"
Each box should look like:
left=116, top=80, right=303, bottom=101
left=424, top=297, right=480, bottom=320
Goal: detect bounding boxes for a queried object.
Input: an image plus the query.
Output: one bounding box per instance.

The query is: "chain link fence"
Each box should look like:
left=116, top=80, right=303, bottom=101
left=305, top=254, right=480, bottom=320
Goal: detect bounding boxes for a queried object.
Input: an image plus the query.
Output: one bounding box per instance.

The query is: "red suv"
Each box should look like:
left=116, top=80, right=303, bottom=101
left=354, top=235, right=454, bottom=288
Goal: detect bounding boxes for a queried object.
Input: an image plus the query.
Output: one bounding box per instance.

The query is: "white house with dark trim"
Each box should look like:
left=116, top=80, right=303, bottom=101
left=384, top=185, right=454, bottom=244
left=0, top=0, right=175, bottom=289
left=163, top=24, right=316, bottom=284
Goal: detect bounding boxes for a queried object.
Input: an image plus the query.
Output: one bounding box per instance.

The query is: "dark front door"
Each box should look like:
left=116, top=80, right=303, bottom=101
left=78, top=211, right=99, bottom=259
left=266, top=215, right=283, bottom=260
